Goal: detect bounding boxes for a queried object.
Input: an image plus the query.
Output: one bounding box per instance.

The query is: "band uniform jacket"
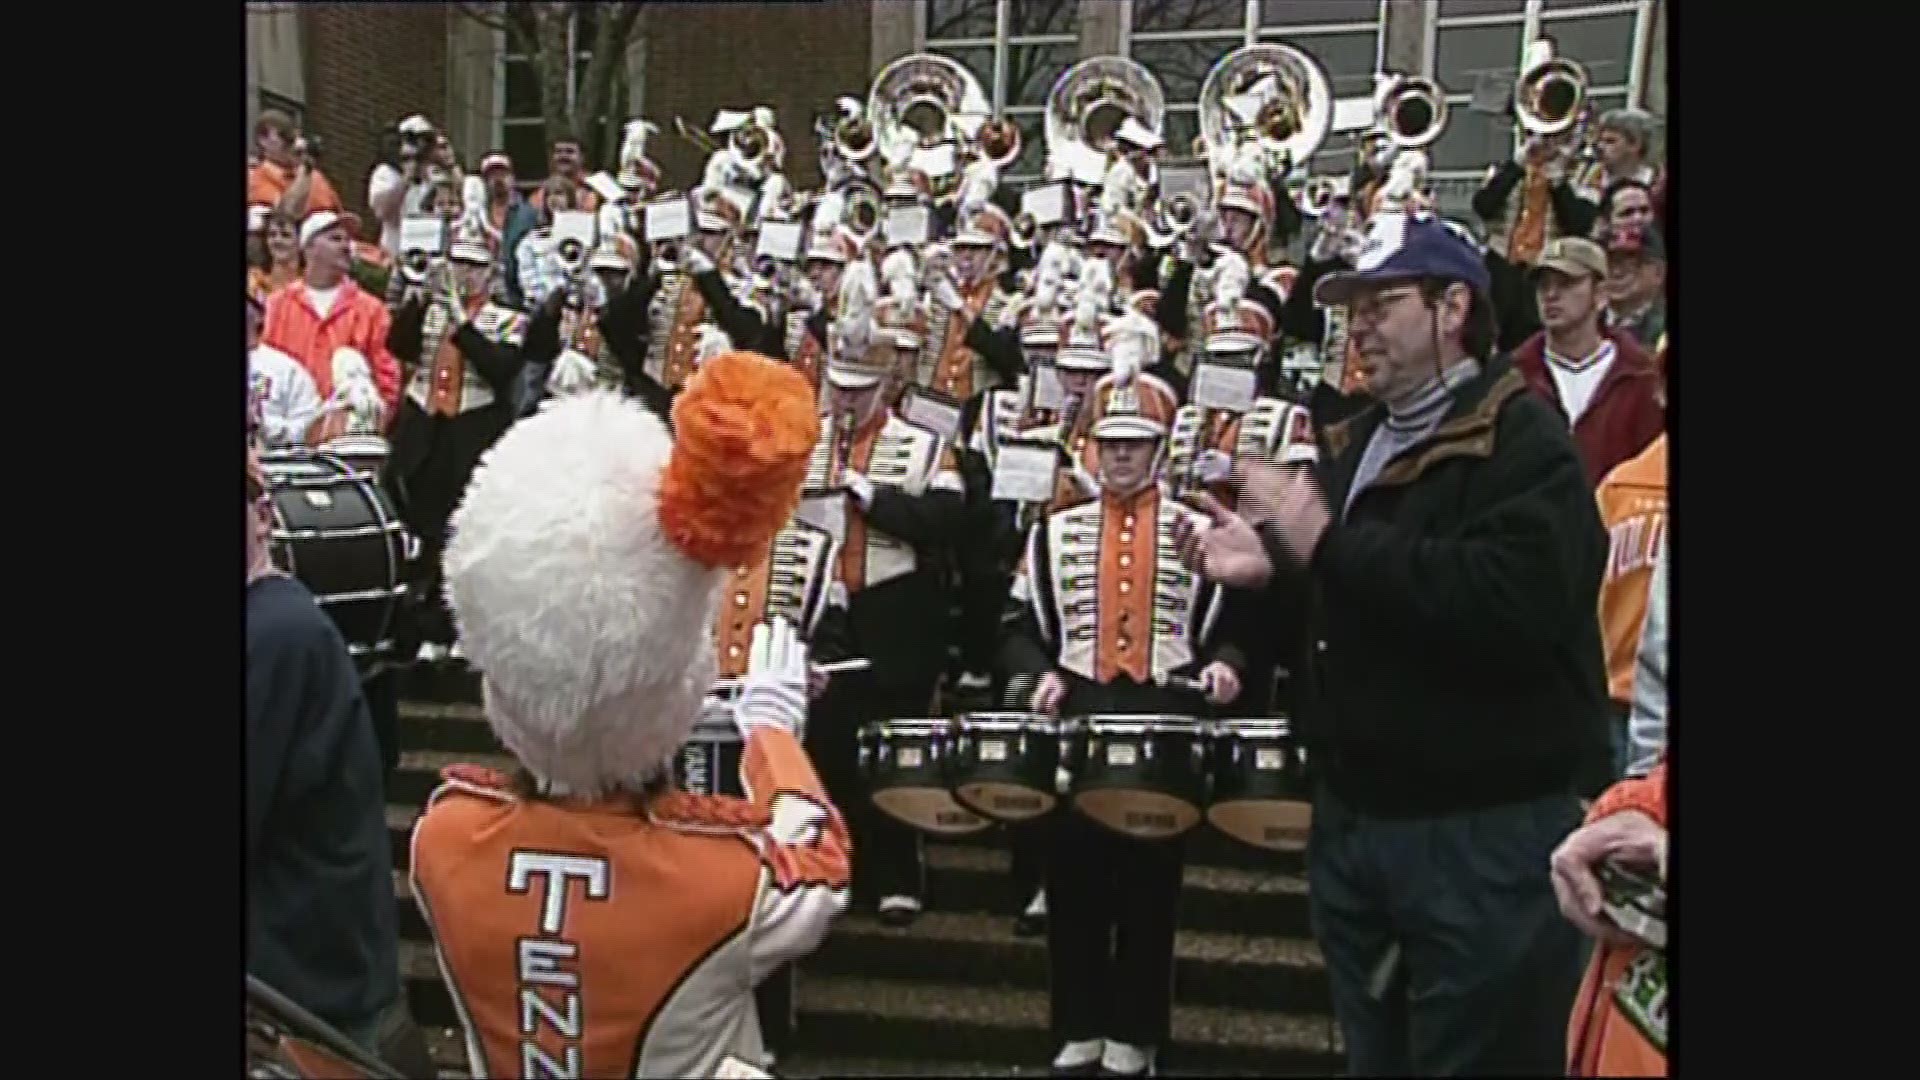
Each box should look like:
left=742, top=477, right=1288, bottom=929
left=1154, top=257, right=1293, bottom=396
left=799, top=411, right=967, bottom=695
left=713, top=519, right=851, bottom=679
left=916, top=276, right=1021, bottom=401
left=521, top=283, right=651, bottom=414
left=386, top=297, right=527, bottom=502
left=782, top=306, right=831, bottom=390
left=408, top=731, right=852, bottom=1079
left=639, top=264, right=772, bottom=398
left=1004, top=484, right=1239, bottom=693
left=1165, top=396, right=1318, bottom=506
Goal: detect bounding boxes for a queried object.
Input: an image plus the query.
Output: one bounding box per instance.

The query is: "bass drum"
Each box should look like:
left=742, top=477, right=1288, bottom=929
left=261, top=449, right=414, bottom=677
left=247, top=974, right=400, bottom=1079
left=313, top=432, right=392, bottom=485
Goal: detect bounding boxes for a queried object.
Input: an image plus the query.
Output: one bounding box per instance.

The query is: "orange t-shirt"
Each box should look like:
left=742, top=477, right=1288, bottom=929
left=1595, top=434, right=1668, bottom=703
left=248, top=160, right=343, bottom=215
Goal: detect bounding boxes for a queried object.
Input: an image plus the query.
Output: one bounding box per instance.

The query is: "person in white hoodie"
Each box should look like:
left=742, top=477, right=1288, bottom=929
left=248, top=289, right=321, bottom=449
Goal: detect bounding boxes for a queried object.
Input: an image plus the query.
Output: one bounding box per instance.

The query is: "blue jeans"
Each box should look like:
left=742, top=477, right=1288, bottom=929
left=1308, top=786, right=1586, bottom=1076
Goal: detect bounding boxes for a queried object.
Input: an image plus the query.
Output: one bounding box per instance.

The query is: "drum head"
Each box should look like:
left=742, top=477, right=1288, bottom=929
left=871, top=787, right=992, bottom=835
left=955, top=780, right=1056, bottom=822
left=1074, top=789, right=1201, bottom=840
left=1207, top=799, right=1312, bottom=852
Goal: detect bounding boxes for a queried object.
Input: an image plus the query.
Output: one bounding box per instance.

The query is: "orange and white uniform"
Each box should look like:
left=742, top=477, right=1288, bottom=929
left=410, top=725, right=850, bottom=1079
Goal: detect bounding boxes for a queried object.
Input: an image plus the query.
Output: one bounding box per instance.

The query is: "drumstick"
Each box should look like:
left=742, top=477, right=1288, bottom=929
left=710, top=657, right=872, bottom=693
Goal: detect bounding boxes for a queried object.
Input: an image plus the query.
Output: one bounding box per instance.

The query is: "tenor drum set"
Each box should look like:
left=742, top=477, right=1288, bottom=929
left=858, top=712, right=1312, bottom=850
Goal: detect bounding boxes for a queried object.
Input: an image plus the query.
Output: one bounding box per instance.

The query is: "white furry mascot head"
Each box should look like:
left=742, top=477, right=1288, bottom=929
left=444, top=352, right=820, bottom=799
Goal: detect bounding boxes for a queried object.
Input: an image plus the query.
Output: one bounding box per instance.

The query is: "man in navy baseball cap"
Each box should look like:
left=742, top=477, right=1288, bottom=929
left=1177, top=205, right=1611, bottom=1076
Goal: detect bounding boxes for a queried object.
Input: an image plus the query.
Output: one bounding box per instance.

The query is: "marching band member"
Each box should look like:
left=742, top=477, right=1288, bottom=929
left=784, top=226, right=860, bottom=387
left=1473, top=124, right=1601, bottom=350
left=1155, top=159, right=1297, bottom=398
left=708, top=492, right=853, bottom=1067
left=1165, top=260, right=1318, bottom=510
left=385, top=221, right=528, bottom=659
left=520, top=234, right=652, bottom=416
left=917, top=203, right=1023, bottom=403
left=248, top=288, right=322, bottom=450
left=638, top=193, right=774, bottom=403
left=410, top=353, right=848, bottom=1080
left=805, top=316, right=968, bottom=928
left=1003, top=382, right=1244, bottom=1079
left=261, top=211, right=402, bottom=420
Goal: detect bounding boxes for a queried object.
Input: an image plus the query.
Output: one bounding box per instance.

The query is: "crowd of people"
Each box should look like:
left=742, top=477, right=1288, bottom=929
left=246, top=41, right=1669, bottom=1080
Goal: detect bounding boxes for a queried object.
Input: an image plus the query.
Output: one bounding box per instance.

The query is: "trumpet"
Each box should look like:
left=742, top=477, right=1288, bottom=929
left=1295, top=175, right=1348, bottom=218
left=1375, top=73, right=1449, bottom=150
left=832, top=405, right=858, bottom=488
left=1514, top=41, right=1588, bottom=138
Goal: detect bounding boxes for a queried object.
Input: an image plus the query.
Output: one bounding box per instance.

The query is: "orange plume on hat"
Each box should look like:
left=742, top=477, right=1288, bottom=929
left=659, top=351, right=821, bottom=569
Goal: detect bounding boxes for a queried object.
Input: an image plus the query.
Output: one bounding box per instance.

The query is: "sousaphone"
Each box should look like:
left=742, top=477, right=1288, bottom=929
left=1198, top=43, right=1332, bottom=181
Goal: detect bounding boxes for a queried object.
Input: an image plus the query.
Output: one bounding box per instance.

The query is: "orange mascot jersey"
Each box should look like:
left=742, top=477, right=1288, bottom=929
left=409, top=727, right=851, bottom=1079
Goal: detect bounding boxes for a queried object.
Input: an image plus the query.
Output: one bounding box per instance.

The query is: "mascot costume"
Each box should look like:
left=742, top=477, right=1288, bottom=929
left=408, top=351, right=850, bottom=1078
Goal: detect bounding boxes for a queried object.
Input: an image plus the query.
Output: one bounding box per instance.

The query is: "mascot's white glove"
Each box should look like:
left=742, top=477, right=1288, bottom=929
left=735, top=616, right=810, bottom=738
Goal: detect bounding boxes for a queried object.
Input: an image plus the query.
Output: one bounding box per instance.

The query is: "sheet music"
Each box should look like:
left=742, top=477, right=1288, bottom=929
left=992, top=440, right=1060, bottom=504
left=1021, top=182, right=1068, bottom=227
left=902, top=386, right=964, bottom=442
left=1031, top=363, right=1065, bottom=410
left=757, top=220, right=803, bottom=260
left=884, top=205, right=930, bottom=247
left=644, top=197, right=691, bottom=242
left=1190, top=361, right=1259, bottom=414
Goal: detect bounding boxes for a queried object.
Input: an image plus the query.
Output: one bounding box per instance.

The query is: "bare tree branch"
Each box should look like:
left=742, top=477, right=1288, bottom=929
left=454, top=2, right=535, bottom=55
left=576, top=3, right=645, bottom=161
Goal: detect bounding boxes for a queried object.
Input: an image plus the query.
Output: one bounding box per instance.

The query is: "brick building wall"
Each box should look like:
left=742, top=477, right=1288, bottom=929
left=641, top=0, right=873, bottom=193
left=301, top=3, right=450, bottom=220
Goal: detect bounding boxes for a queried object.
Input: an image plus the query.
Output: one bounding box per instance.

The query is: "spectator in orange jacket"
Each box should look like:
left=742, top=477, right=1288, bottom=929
left=1553, top=758, right=1668, bottom=1076
left=260, top=212, right=399, bottom=419
left=248, top=109, right=342, bottom=220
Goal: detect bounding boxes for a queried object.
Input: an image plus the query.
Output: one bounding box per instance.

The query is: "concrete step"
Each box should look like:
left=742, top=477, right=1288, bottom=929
left=811, top=909, right=1329, bottom=1014
left=397, top=943, right=1340, bottom=1076
left=387, top=807, right=1311, bottom=940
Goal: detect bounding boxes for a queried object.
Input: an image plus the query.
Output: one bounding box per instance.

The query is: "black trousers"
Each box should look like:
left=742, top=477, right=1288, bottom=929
left=1308, top=785, right=1585, bottom=1076
left=1045, top=809, right=1185, bottom=1048
left=805, top=672, right=928, bottom=904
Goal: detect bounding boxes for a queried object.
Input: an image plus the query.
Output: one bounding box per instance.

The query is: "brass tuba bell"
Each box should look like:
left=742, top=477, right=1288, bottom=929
left=1044, top=56, right=1166, bottom=168
left=868, top=53, right=991, bottom=166
left=1198, top=43, right=1332, bottom=182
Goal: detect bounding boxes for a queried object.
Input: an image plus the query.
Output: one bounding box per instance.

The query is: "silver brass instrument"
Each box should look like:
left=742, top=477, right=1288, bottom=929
left=868, top=53, right=992, bottom=184
left=1198, top=43, right=1332, bottom=183
left=1375, top=73, right=1449, bottom=149
left=1515, top=40, right=1588, bottom=139
left=1295, top=174, right=1348, bottom=218
left=1045, top=56, right=1166, bottom=175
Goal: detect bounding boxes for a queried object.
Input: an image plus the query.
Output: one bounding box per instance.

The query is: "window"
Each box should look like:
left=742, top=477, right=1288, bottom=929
left=497, top=6, right=609, bottom=190
left=922, top=0, right=1082, bottom=186
left=1426, top=0, right=1658, bottom=177
left=1126, top=0, right=1387, bottom=178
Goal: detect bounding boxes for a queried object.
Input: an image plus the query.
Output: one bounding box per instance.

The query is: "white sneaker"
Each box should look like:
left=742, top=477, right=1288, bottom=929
left=1051, top=1039, right=1103, bottom=1070
left=448, top=640, right=465, bottom=662
left=1024, top=888, right=1048, bottom=920
left=1101, top=1040, right=1153, bottom=1076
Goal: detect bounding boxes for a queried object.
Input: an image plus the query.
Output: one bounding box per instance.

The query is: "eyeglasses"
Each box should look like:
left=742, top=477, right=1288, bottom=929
left=1347, top=287, right=1424, bottom=325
